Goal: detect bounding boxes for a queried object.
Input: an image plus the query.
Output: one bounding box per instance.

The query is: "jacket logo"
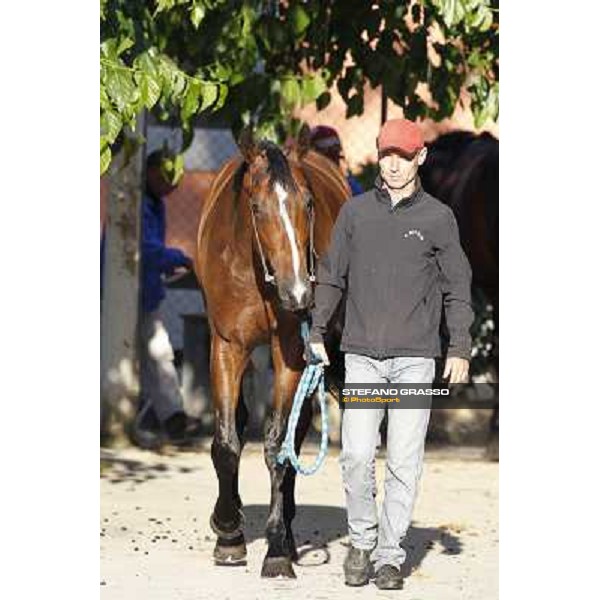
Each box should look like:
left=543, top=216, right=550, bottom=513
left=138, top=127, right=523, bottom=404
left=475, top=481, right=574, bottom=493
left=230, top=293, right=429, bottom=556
left=403, top=229, right=424, bottom=241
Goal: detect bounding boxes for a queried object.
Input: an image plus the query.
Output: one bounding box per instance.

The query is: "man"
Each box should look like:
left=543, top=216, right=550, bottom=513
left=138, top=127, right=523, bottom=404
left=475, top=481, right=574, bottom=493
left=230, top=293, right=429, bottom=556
left=133, top=150, right=204, bottom=449
left=309, top=125, right=364, bottom=196
left=101, top=150, right=199, bottom=449
left=308, top=119, right=473, bottom=590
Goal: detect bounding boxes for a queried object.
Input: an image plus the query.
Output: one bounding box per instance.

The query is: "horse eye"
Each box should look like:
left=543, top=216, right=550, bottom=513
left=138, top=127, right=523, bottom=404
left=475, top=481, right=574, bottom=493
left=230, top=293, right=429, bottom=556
left=305, top=195, right=314, bottom=209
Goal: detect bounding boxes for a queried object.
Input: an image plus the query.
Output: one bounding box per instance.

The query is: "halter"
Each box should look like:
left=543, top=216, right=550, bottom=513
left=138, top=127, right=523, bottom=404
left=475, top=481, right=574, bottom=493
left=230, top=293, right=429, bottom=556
left=248, top=191, right=318, bottom=285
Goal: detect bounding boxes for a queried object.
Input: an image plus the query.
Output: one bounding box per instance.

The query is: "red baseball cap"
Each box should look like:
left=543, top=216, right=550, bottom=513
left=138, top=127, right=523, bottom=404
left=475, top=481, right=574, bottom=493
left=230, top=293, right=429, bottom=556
left=377, top=119, right=424, bottom=158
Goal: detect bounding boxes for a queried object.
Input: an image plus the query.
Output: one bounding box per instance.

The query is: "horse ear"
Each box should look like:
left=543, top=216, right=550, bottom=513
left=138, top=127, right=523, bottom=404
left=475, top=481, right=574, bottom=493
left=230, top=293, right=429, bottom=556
left=297, top=123, right=312, bottom=159
left=238, top=127, right=257, bottom=163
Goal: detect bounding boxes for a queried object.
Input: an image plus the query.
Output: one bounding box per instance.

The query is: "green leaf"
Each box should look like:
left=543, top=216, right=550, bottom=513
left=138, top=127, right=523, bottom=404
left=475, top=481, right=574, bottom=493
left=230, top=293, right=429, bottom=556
left=181, top=79, right=201, bottom=121
left=100, top=38, right=118, bottom=60
left=100, top=84, right=110, bottom=110
left=159, top=152, right=185, bottom=185
left=157, top=56, right=178, bottom=97
left=171, top=72, right=187, bottom=101
left=240, top=3, right=254, bottom=38
left=101, top=109, right=123, bottom=144
left=301, top=74, right=328, bottom=104
left=106, top=68, right=138, bottom=111
left=154, top=0, right=176, bottom=15
left=116, top=37, right=134, bottom=56
left=473, top=105, right=487, bottom=129
left=100, top=137, right=112, bottom=175
left=479, top=9, right=494, bottom=32
left=212, top=84, right=229, bottom=111
left=172, top=154, right=185, bottom=184
left=486, top=82, right=499, bottom=122
left=443, top=0, right=457, bottom=27
left=199, top=82, right=218, bottom=112
left=190, top=2, right=205, bottom=29
left=181, top=125, right=195, bottom=152
left=290, top=5, right=311, bottom=36
left=135, top=50, right=159, bottom=78
left=138, top=72, right=161, bottom=109
left=281, top=77, right=301, bottom=110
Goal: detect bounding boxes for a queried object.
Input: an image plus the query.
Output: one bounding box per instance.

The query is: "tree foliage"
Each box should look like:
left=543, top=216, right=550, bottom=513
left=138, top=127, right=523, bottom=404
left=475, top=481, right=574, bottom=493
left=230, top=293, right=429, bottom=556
left=100, top=0, right=498, bottom=174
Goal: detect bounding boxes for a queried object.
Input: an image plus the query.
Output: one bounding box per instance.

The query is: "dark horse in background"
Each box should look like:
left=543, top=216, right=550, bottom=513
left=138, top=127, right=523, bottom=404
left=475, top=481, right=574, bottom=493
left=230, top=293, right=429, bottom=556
left=420, top=131, right=499, bottom=459
left=194, top=128, right=350, bottom=578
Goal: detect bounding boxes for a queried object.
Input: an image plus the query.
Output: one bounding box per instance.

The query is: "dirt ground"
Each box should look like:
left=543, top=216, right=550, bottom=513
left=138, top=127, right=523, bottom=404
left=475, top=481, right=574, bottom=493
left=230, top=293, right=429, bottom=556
left=100, top=442, right=498, bottom=600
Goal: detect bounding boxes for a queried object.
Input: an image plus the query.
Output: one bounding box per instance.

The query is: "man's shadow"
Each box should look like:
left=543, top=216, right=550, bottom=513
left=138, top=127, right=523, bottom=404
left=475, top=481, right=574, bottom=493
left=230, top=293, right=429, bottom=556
left=241, top=504, right=461, bottom=578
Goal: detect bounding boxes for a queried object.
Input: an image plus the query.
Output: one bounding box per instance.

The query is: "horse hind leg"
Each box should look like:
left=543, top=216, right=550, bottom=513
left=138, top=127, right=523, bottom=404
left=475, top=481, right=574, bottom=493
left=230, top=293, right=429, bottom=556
left=209, top=336, right=249, bottom=565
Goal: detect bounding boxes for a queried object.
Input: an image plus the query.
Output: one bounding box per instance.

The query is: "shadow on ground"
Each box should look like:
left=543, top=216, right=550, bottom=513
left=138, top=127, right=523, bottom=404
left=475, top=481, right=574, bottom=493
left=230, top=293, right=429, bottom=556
left=100, top=453, right=202, bottom=484
left=240, top=504, right=462, bottom=578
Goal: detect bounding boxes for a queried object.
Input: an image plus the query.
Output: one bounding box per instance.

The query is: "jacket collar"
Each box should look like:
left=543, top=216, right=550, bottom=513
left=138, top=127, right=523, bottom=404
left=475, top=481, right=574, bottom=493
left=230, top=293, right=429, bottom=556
left=374, top=174, right=424, bottom=211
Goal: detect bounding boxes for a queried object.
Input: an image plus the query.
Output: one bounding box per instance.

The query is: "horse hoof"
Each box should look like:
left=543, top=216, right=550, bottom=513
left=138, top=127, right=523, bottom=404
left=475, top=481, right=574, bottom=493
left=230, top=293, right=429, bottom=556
left=261, top=556, right=296, bottom=578
left=213, top=538, right=247, bottom=566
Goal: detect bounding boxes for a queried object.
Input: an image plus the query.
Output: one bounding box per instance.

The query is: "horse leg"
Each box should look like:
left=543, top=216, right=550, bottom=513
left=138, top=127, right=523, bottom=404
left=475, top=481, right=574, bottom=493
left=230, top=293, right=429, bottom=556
left=233, top=391, right=249, bottom=509
left=261, top=334, right=303, bottom=578
left=209, top=334, right=250, bottom=565
left=282, top=390, right=314, bottom=563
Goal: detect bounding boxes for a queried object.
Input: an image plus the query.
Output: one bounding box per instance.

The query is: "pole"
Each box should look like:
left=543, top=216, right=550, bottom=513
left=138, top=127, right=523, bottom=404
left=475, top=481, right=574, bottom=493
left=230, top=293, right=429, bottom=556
left=100, top=111, right=147, bottom=446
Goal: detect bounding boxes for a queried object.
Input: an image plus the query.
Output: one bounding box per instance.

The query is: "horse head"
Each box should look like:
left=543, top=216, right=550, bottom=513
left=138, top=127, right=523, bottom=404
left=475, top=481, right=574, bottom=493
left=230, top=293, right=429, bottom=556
left=236, top=127, right=315, bottom=312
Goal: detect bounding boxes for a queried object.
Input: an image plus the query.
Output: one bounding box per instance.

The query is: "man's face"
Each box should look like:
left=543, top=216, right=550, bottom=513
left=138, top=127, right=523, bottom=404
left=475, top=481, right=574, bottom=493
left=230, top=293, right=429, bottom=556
left=378, top=147, right=427, bottom=190
left=147, top=165, right=177, bottom=198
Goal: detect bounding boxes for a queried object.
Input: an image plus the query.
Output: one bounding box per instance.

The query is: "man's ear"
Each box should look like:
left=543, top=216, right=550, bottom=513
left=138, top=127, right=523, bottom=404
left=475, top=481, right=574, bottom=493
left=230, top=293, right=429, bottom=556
left=417, top=146, right=428, bottom=166
left=238, top=126, right=257, bottom=163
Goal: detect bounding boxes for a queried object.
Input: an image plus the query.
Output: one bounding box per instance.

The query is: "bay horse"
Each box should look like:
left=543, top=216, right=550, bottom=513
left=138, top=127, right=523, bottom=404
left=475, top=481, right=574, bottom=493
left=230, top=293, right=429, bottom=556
left=420, top=131, right=499, bottom=459
left=194, top=128, right=350, bottom=578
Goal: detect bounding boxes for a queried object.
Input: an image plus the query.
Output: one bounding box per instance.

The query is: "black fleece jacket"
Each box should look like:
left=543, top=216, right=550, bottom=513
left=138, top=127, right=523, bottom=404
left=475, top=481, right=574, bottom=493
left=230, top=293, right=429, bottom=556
left=309, top=177, right=474, bottom=360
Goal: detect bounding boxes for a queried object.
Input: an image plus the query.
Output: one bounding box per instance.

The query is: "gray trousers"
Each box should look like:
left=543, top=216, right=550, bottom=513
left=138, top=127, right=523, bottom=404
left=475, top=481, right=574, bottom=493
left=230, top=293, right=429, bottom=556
left=138, top=310, right=183, bottom=423
left=340, top=353, right=434, bottom=570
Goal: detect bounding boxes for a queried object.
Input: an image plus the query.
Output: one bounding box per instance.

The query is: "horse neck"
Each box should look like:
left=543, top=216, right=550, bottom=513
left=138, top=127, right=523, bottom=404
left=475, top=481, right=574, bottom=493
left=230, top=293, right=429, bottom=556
left=232, top=187, right=255, bottom=257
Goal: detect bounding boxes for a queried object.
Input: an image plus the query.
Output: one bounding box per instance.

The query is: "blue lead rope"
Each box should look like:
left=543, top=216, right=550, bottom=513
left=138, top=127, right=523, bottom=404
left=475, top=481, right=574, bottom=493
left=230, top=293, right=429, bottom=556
left=276, top=320, right=329, bottom=475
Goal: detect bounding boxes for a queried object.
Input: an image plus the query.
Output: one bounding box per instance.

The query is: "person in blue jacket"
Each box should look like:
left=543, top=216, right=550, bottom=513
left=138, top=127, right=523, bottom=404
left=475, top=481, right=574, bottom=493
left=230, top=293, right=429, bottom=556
left=309, top=125, right=364, bottom=196
left=102, top=150, right=199, bottom=449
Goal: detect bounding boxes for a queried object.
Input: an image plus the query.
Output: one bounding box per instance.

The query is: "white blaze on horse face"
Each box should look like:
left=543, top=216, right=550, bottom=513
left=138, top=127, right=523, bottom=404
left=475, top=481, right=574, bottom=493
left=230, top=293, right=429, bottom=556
left=274, top=182, right=305, bottom=302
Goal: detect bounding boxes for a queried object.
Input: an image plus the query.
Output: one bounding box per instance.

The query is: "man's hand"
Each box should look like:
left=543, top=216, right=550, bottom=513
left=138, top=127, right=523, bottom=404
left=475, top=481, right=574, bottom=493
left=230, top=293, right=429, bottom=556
left=443, top=357, right=469, bottom=384
left=305, top=342, right=330, bottom=365
left=173, top=256, right=194, bottom=275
